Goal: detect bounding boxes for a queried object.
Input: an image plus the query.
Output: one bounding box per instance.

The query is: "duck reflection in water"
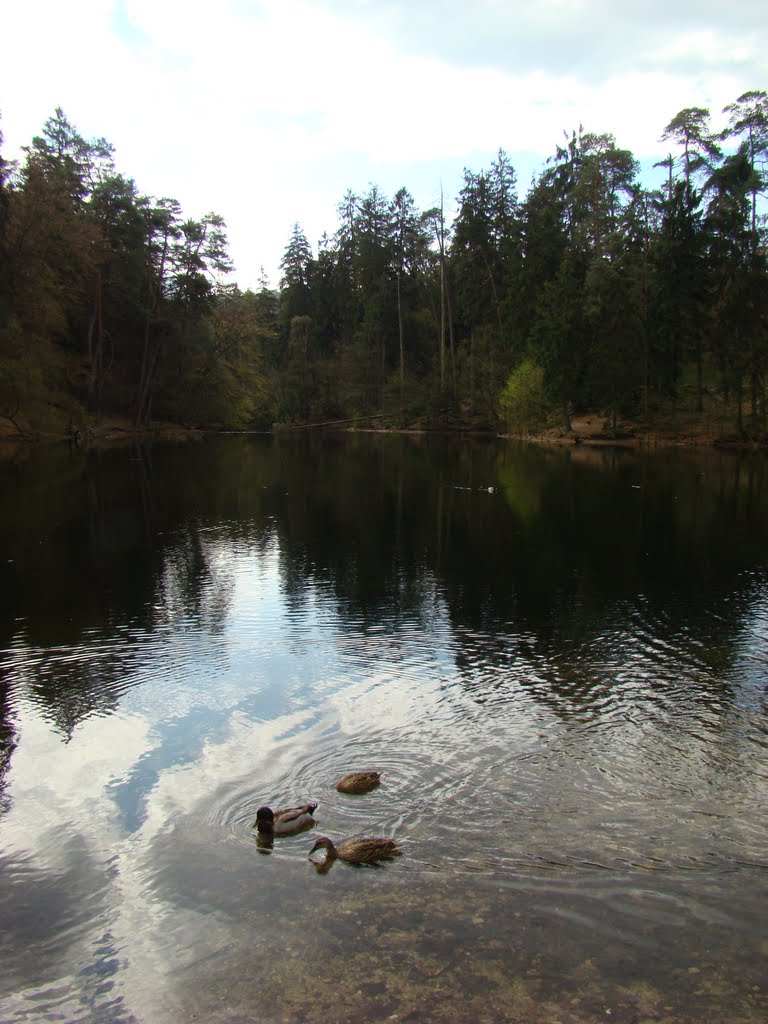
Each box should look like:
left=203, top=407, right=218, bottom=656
left=254, top=832, right=275, bottom=854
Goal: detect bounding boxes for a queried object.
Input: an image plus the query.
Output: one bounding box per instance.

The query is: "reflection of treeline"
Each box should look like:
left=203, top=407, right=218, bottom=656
left=1, top=437, right=767, bottom=748
left=0, top=442, right=242, bottom=744
left=2, top=97, right=768, bottom=437
left=228, top=437, right=768, bottom=633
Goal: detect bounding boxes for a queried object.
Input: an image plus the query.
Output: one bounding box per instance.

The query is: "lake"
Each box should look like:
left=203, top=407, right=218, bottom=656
left=0, top=433, right=766, bottom=1024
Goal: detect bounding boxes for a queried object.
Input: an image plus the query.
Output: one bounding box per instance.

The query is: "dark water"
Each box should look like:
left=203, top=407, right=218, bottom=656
left=0, top=434, right=766, bottom=1024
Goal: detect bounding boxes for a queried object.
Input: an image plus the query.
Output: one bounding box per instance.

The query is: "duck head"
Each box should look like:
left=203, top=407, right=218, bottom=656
left=308, top=836, right=336, bottom=859
left=254, top=806, right=274, bottom=830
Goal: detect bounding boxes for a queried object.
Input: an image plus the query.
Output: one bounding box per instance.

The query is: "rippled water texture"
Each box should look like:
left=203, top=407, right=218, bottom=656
left=1, top=435, right=767, bottom=1023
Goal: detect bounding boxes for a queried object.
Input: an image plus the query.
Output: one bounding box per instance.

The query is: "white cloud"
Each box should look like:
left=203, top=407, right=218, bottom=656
left=2, top=708, right=151, bottom=868
left=2, top=0, right=765, bottom=287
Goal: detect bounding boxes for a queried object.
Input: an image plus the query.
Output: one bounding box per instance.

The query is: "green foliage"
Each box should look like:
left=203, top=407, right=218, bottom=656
left=583, top=256, right=645, bottom=426
left=2, top=92, right=768, bottom=439
left=0, top=317, right=84, bottom=434
left=648, top=182, right=708, bottom=401
left=661, top=107, right=721, bottom=187
left=499, top=360, right=550, bottom=435
left=528, top=252, right=589, bottom=429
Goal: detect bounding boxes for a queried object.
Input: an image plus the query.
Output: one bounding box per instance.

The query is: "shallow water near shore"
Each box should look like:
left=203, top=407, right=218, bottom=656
left=0, top=434, right=767, bottom=1023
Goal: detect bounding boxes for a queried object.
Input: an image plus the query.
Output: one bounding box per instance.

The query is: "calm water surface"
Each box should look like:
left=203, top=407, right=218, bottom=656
left=0, top=434, right=767, bottom=1024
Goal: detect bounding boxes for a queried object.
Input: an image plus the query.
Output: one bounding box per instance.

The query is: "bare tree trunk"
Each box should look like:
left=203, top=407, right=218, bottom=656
left=562, top=390, right=572, bottom=433
left=397, top=270, right=405, bottom=408
left=438, top=188, right=446, bottom=391
left=135, top=317, right=153, bottom=427
left=750, top=366, right=759, bottom=432
left=86, top=269, right=104, bottom=418
left=469, top=328, right=474, bottom=413
left=477, top=245, right=504, bottom=345
left=136, top=319, right=161, bottom=428
left=445, top=269, right=457, bottom=399
left=696, top=343, right=703, bottom=413
left=439, top=249, right=446, bottom=390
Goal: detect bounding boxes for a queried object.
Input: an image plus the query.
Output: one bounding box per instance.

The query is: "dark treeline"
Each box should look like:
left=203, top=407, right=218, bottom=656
left=1, top=95, right=767, bottom=438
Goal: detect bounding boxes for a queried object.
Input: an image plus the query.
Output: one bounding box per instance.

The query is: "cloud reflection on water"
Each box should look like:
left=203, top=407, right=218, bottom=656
left=1, top=437, right=768, bottom=1022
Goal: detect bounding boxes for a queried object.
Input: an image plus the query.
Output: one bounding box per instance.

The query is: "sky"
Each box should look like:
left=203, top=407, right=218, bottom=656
left=1, top=0, right=766, bottom=291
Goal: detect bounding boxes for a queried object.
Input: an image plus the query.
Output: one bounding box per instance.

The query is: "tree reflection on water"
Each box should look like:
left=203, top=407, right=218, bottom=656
left=0, top=435, right=766, bottom=1023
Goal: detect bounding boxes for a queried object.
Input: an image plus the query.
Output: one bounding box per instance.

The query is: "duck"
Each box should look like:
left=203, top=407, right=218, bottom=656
left=335, top=770, right=381, bottom=795
left=308, top=835, right=402, bottom=865
left=254, top=802, right=318, bottom=836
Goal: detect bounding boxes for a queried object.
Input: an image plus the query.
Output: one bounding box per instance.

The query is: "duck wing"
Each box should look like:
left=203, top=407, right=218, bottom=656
left=273, top=802, right=318, bottom=824
left=272, top=812, right=316, bottom=836
left=335, top=772, right=381, bottom=794
left=337, top=837, right=402, bottom=863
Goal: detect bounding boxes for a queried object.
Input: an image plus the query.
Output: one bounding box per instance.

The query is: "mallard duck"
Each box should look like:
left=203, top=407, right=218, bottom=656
left=308, top=835, right=402, bottom=865
left=254, top=802, right=317, bottom=836
left=335, top=770, right=381, bottom=795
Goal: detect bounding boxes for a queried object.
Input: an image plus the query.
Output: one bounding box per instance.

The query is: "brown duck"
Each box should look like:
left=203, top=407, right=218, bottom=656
left=308, top=835, right=402, bottom=865
left=335, top=771, right=381, bottom=794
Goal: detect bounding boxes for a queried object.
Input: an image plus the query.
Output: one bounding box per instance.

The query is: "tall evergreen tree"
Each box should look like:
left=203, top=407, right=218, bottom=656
left=280, top=222, right=313, bottom=320
left=389, top=187, right=422, bottom=397
left=529, top=249, right=588, bottom=431
left=721, top=90, right=768, bottom=234
left=661, top=107, right=721, bottom=191
left=705, top=146, right=767, bottom=430
left=649, top=182, right=708, bottom=405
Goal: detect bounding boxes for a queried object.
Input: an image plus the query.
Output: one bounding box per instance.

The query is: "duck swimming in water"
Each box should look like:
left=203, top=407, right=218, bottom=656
left=308, top=835, right=402, bottom=865
left=335, top=771, right=381, bottom=794
left=254, top=803, right=317, bottom=836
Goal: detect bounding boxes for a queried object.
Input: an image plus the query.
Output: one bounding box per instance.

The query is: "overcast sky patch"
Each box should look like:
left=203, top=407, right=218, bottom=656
left=2, top=0, right=765, bottom=287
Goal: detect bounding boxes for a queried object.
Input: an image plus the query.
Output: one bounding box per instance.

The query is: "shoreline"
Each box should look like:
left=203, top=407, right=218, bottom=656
left=1, top=415, right=766, bottom=452
left=505, top=412, right=768, bottom=452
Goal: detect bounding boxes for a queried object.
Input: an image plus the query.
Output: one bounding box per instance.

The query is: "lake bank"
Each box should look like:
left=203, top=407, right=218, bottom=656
left=2, top=409, right=767, bottom=452
left=506, top=411, right=768, bottom=451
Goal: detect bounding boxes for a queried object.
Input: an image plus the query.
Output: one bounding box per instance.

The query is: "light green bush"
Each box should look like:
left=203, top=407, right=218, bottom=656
left=499, top=360, right=550, bottom=435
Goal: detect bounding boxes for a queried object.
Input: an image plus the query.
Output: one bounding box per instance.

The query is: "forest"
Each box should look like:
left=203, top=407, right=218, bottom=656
left=0, top=94, right=767, bottom=440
